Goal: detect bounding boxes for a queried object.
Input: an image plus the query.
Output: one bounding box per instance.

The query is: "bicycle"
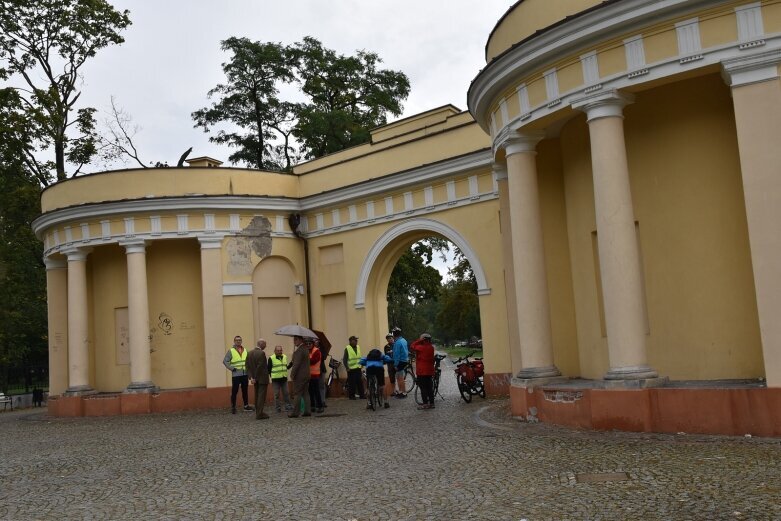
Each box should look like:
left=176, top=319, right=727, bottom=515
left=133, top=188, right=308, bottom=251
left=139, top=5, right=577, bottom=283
left=366, top=370, right=385, bottom=411
left=453, top=352, right=486, bottom=403
left=414, top=353, right=447, bottom=405
left=399, top=357, right=417, bottom=394
left=325, top=356, right=344, bottom=398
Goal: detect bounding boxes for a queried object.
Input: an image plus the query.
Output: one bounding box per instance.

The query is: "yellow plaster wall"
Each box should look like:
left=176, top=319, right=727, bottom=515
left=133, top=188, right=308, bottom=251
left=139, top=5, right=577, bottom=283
left=643, top=27, right=678, bottom=65
left=556, top=60, right=585, bottom=96
left=486, top=0, right=601, bottom=61
left=147, top=239, right=206, bottom=389
left=700, top=10, right=738, bottom=48
left=297, top=122, right=490, bottom=197
left=536, top=139, right=580, bottom=376
left=89, top=245, right=130, bottom=392
left=766, top=1, right=781, bottom=33
left=560, top=73, right=762, bottom=380
left=40, top=168, right=299, bottom=213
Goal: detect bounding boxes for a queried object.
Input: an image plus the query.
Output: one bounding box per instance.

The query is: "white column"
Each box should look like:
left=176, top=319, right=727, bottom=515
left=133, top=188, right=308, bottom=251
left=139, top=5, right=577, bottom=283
left=504, top=132, right=561, bottom=379
left=199, top=236, right=227, bottom=388
left=722, top=50, right=781, bottom=386
left=63, top=247, right=94, bottom=394
left=44, top=257, right=69, bottom=396
left=573, top=90, right=657, bottom=381
left=121, top=239, right=156, bottom=392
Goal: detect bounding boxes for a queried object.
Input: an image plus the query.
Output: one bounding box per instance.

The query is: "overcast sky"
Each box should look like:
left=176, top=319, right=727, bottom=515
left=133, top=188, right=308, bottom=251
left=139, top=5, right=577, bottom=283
left=76, top=0, right=513, bottom=170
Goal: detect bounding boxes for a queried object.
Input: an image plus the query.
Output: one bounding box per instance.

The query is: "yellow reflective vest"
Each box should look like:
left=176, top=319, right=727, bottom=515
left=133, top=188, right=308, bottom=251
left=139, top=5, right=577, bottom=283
left=268, top=354, right=288, bottom=380
left=229, top=347, right=247, bottom=371
left=345, top=345, right=361, bottom=370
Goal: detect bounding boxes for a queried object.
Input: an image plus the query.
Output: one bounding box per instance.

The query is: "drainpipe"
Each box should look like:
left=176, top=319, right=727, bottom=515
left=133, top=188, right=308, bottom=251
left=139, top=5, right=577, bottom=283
left=288, top=214, right=313, bottom=328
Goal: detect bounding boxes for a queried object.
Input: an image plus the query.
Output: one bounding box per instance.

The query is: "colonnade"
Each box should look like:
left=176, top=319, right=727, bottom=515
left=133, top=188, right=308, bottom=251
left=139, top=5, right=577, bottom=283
left=501, top=54, right=781, bottom=385
left=45, top=237, right=229, bottom=395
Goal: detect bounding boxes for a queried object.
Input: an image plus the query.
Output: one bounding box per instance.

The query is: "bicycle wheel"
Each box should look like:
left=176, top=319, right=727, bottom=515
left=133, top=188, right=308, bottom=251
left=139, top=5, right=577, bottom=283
left=457, top=374, right=472, bottom=403
left=414, top=385, right=423, bottom=405
left=476, top=377, right=486, bottom=398
left=375, top=379, right=384, bottom=410
left=432, top=369, right=441, bottom=398
left=325, top=371, right=334, bottom=397
left=403, top=367, right=416, bottom=393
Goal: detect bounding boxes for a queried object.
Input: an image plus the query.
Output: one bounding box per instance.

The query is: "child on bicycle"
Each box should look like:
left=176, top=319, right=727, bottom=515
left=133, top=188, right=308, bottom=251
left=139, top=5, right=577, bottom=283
left=359, top=348, right=392, bottom=409
left=410, top=333, right=435, bottom=409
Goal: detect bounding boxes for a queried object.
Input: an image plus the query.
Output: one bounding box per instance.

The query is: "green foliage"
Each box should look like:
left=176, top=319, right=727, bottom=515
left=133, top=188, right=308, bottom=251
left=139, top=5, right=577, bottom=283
left=194, top=36, right=410, bottom=170
left=434, top=278, right=481, bottom=346
left=0, top=0, right=131, bottom=182
left=0, top=91, right=48, bottom=391
left=292, top=37, right=410, bottom=159
left=193, top=37, right=296, bottom=171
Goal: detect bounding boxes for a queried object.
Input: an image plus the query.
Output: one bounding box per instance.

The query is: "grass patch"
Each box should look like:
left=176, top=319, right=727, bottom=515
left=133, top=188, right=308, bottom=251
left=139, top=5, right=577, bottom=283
left=437, top=346, right=483, bottom=359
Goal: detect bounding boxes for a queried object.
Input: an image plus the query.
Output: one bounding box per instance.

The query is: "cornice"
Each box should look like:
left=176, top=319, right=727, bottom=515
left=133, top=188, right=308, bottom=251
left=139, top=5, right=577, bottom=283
left=468, top=0, right=733, bottom=130
left=299, top=149, right=493, bottom=211
left=33, top=196, right=301, bottom=238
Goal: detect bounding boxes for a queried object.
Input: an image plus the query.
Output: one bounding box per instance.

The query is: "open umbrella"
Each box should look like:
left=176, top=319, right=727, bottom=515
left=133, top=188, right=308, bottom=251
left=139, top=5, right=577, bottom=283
left=274, top=324, right=318, bottom=339
left=311, top=329, right=332, bottom=357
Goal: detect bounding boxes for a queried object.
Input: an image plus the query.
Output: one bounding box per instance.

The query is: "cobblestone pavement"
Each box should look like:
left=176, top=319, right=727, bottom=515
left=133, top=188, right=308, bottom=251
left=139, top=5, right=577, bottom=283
left=1, top=365, right=779, bottom=521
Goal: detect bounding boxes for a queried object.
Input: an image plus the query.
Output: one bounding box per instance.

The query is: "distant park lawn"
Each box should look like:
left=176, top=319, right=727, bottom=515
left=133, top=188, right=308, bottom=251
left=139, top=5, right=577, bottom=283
left=438, top=345, right=483, bottom=359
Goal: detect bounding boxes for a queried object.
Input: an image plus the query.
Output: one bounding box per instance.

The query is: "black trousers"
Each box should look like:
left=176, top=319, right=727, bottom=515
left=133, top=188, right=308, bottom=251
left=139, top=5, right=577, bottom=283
left=418, top=375, right=434, bottom=405
left=309, top=377, right=324, bottom=409
left=231, top=374, right=249, bottom=408
left=347, top=368, right=365, bottom=398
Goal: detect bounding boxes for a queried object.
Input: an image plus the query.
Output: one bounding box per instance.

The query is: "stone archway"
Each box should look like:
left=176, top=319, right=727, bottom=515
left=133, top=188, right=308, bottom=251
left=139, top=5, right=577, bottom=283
left=354, top=218, right=490, bottom=310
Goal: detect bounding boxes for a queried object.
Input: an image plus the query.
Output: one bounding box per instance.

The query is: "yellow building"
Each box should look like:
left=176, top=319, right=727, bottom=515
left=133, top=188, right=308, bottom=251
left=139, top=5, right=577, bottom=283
left=35, top=0, right=781, bottom=435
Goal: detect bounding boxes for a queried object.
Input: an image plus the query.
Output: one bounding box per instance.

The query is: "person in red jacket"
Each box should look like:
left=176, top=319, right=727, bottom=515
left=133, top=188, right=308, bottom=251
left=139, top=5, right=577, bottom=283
left=410, top=333, right=435, bottom=409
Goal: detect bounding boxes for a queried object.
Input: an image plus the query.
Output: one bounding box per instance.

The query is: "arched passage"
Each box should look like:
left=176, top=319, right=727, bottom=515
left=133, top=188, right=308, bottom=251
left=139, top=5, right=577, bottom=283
left=355, top=218, right=490, bottom=310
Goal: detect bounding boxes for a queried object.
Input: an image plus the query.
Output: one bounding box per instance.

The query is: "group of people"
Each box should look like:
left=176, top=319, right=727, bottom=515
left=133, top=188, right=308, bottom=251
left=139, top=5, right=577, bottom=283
left=223, top=327, right=438, bottom=418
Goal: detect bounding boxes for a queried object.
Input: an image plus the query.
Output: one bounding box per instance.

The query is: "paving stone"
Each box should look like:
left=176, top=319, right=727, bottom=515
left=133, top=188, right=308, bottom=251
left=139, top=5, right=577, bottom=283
left=0, top=365, right=779, bottom=520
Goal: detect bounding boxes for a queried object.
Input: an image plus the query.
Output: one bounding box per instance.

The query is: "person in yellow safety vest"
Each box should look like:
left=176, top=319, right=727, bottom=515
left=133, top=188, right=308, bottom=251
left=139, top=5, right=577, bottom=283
left=267, top=345, right=293, bottom=412
left=222, top=335, right=252, bottom=414
left=342, top=335, right=365, bottom=400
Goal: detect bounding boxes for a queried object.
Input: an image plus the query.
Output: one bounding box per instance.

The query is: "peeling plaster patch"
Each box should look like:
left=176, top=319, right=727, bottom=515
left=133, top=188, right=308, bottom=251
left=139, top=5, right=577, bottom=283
left=226, top=216, right=273, bottom=275
left=226, top=238, right=253, bottom=275
left=543, top=390, right=584, bottom=403
left=241, top=216, right=273, bottom=257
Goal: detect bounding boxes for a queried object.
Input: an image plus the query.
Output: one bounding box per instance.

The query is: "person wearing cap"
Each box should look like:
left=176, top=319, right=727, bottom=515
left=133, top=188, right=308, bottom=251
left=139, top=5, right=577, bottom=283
left=383, top=333, right=398, bottom=396
left=343, top=335, right=365, bottom=400
left=411, top=333, right=436, bottom=409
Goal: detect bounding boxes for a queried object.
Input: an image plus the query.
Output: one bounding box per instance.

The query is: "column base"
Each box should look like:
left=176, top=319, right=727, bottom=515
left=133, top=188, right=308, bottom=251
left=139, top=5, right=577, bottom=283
left=604, top=365, right=659, bottom=380
left=516, top=365, right=562, bottom=379
left=64, top=385, right=97, bottom=396
left=125, top=381, right=159, bottom=394
left=603, top=376, right=669, bottom=389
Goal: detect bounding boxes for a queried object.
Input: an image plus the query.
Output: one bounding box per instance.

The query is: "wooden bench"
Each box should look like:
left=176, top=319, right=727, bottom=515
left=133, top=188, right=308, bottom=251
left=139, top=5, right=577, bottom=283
left=0, top=393, right=12, bottom=412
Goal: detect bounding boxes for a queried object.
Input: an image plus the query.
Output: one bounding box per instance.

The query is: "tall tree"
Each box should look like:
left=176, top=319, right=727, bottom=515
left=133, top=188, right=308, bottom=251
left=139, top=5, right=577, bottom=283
left=0, top=89, right=47, bottom=392
left=386, top=239, right=447, bottom=333
left=0, top=0, right=131, bottom=183
left=193, top=37, right=295, bottom=170
left=293, top=37, right=410, bottom=158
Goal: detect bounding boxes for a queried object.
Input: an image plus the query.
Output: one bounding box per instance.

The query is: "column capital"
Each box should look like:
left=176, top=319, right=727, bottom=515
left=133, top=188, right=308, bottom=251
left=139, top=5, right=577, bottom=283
left=721, top=48, right=781, bottom=88
left=571, top=89, right=634, bottom=122
left=492, top=162, right=508, bottom=181
left=119, top=238, right=147, bottom=254
left=502, top=131, right=545, bottom=157
left=62, top=247, right=93, bottom=262
left=198, top=236, right=224, bottom=250
left=44, top=256, right=67, bottom=270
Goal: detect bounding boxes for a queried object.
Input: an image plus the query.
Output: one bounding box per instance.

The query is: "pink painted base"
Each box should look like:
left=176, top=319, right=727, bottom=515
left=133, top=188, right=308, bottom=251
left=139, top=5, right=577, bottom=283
left=510, top=385, right=781, bottom=437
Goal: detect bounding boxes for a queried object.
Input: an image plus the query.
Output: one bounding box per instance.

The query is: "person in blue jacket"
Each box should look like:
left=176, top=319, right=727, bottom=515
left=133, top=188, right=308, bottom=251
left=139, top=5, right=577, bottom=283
left=359, top=347, right=392, bottom=409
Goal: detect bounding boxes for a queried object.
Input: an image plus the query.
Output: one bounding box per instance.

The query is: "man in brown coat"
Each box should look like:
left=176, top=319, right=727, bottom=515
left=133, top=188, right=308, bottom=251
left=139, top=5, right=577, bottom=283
left=246, top=338, right=270, bottom=420
left=288, top=335, right=311, bottom=418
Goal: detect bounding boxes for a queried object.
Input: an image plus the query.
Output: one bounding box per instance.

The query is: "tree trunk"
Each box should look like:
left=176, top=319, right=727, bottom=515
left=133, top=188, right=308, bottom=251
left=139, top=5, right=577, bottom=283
left=55, top=141, right=66, bottom=181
